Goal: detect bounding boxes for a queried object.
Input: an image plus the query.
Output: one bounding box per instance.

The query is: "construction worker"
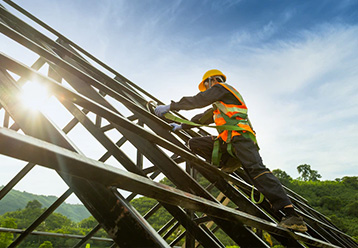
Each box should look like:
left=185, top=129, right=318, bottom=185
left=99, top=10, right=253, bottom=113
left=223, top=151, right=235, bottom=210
left=155, top=69, right=308, bottom=232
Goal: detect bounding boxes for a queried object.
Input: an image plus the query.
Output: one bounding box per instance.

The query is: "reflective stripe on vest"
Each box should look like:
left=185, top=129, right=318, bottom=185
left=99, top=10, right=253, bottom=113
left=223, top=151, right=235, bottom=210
left=213, top=83, right=256, bottom=142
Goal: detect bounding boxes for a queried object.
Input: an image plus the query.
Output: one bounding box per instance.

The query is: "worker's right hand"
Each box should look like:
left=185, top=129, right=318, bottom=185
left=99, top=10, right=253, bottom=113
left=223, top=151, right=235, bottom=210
left=170, top=123, right=182, bottom=132
left=154, top=104, right=170, bottom=117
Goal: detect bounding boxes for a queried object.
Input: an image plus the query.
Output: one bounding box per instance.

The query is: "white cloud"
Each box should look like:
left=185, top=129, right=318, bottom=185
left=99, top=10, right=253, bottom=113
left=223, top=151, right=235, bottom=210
left=209, top=0, right=243, bottom=11
left=228, top=21, right=278, bottom=47
left=227, top=24, right=358, bottom=179
left=1, top=1, right=357, bottom=205
left=140, top=22, right=358, bottom=180
left=122, top=22, right=358, bottom=181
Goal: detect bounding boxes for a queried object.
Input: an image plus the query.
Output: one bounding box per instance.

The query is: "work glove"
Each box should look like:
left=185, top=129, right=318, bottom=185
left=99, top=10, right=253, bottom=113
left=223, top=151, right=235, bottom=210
left=170, top=123, right=182, bottom=132
left=155, top=104, right=170, bottom=117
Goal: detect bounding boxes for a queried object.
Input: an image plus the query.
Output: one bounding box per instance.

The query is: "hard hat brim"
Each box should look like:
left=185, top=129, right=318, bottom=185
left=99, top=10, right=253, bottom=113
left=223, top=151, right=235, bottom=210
left=198, top=81, right=207, bottom=92
left=198, top=73, right=226, bottom=92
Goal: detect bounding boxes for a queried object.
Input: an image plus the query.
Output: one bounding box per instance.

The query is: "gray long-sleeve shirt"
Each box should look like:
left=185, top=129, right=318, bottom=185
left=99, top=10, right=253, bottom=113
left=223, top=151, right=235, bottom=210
left=169, top=83, right=244, bottom=129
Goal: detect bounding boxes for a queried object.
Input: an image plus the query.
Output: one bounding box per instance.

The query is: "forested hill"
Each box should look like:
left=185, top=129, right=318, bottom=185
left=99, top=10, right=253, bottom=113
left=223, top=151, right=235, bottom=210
left=133, top=174, right=358, bottom=244
left=272, top=166, right=358, bottom=240
left=0, top=186, right=90, bottom=222
left=1, top=168, right=357, bottom=245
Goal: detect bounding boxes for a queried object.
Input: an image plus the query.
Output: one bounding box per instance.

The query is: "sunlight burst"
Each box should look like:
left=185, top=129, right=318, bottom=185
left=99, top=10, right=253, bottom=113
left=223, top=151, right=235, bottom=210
left=20, top=81, right=50, bottom=110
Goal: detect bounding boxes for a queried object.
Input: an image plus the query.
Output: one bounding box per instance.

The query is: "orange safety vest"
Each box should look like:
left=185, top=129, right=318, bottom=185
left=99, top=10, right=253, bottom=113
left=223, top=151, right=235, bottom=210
left=212, top=83, right=256, bottom=143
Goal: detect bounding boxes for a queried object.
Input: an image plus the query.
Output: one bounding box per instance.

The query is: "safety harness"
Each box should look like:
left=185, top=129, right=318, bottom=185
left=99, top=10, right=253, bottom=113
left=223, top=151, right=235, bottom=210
left=164, top=112, right=264, bottom=204
left=211, top=83, right=258, bottom=164
left=161, top=83, right=264, bottom=204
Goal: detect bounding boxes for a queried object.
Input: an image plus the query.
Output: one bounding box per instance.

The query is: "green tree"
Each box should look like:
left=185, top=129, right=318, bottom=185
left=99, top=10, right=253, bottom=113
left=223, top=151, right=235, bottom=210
left=272, top=169, right=292, bottom=186
left=79, top=216, right=98, bottom=229
left=0, top=201, right=111, bottom=248
left=26, top=199, right=42, bottom=209
left=319, top=196, right=342, bottom=211
left=345, top=201, right=358, bottom=217
left=297, top=164, right=321, bottom=181
left=4, top=202, right=43, bottom=229
left=0, top=217, right=16, bottom=248
left=44, top=212, right=74, bottom=231
left=342, top=176, right=358, bottom=189
left=39, top=241, right=53, bottom=248
left=328, top=215, right=345, bottom=231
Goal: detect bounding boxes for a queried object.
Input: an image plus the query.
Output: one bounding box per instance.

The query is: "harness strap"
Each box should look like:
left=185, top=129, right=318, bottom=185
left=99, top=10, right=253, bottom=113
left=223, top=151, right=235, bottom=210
left=211, top=138, right=236, bottom=167
left=164, top=112, right=247, bottom=164
left=211, top=139, right=222, bottom=166
left=198, top=109, right=214, bottom=124
left=162, top=112, right=265, bottom=204
left=251, top=185, right=265, bottom=204
left=226, top=130, right=235, bottom=157
left=226, top=142, right=235, bottom=157
left=163, top=113, right=252, bottom=132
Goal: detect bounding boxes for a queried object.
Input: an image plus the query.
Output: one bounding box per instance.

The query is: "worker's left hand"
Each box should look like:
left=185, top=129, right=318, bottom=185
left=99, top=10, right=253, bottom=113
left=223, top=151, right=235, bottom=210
left=170, top=123, right=182, bottom=132
left=154, top=104, right=170, bottom=117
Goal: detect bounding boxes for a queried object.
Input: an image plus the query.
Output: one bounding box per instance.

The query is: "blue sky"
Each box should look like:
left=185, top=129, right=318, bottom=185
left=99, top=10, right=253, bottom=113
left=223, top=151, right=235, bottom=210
left=1, top=0, right=358, bottom=202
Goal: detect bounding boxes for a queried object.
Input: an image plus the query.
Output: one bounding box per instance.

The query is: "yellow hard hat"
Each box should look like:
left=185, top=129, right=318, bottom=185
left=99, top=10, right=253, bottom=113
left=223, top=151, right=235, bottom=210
left=198, top=69, right=226, bottom=92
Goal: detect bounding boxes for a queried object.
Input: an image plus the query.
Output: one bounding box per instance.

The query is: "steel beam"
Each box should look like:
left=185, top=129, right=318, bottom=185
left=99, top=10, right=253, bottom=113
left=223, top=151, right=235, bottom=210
left=0, top=69, right=169, bottom=247
left=9, top=189, right=73, bottom=247
left=1, top=1, right=357, bottom=247
left=0, top=127, right=343, bottom=248
left=0, top=227, right=112, bottom=242
left=1, top=55, right=351, bottom=246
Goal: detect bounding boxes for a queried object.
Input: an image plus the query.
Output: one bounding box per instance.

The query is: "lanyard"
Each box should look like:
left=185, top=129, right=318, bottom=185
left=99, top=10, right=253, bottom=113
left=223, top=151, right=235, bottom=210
left=163, top=113, right=264, bottom=205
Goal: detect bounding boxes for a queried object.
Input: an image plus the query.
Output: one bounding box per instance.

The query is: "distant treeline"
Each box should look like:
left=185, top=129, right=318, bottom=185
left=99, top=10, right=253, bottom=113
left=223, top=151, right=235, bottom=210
left=0, top=165, right=357, bottom=247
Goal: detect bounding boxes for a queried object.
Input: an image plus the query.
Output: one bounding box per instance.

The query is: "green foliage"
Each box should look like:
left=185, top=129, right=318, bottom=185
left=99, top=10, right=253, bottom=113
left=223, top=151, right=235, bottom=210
left=39, top=241, right=53, bottom=248
left=1, top=173, right=358, bottom=246
left=26, top=199, right=42, bottom=209
left=0, top=186, right=57, bottom=214
left=272, top=169, right=293, bottom=186
left=214, top=229, right=236, bottom=246
left=0, top=200, right=110, bottom=247
left=289, top=177, right=358, bottom=237
left=318, top=196, right=342, bottom=211
left=272, top=167, right=358, bottom=240
left=159, top=172, right=358, bottom=244
left=346, top=201, right=358, bottom=217
left=131, top=197, right=172, bottom=231
left=342, top=176, right=358, bottom=189
left=56, top=203, right=91, bottom=223
left=44, top=212, right=74, bottom=231
left=0, top=186, right=90, bottom=222
left=4, top=205, right=43, bottom=229
left=297, top=164, right=321, bottom=181
left=0, top=216, right=16, bottom=248
left=159, top=177, right=176, bottom=187
left=79, top=216, right=98, bottom=229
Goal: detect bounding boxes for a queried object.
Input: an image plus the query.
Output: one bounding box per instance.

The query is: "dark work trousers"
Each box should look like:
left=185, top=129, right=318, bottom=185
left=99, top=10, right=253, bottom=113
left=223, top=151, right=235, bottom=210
left=188, top=135, right=292, bottom=211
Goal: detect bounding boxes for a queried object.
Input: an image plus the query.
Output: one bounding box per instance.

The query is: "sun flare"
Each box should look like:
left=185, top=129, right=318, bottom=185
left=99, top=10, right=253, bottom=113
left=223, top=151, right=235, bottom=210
left=20, top=81, right=50, bottom=110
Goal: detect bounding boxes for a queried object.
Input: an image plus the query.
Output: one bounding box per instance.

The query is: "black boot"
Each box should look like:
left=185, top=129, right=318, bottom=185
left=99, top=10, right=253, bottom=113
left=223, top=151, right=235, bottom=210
left=278, top=207, right=307, bottom=232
